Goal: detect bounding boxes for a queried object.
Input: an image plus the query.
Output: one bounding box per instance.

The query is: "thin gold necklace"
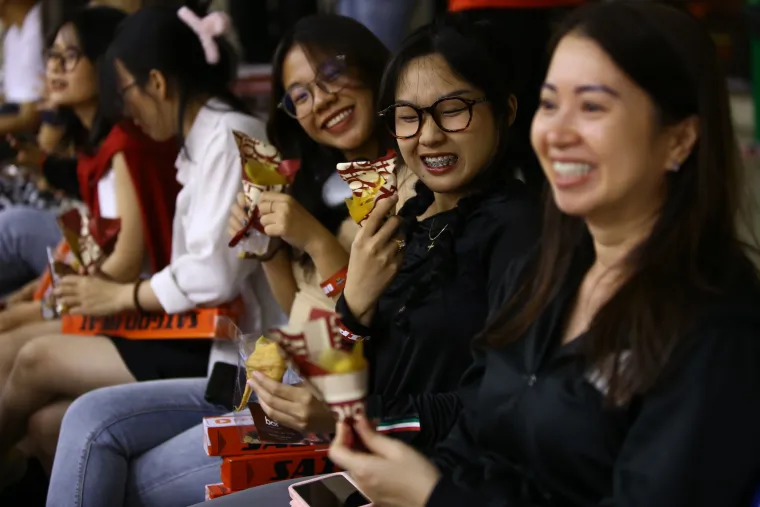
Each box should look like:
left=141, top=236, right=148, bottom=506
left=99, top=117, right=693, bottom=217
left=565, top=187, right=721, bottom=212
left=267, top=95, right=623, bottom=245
left=427, top=220, right=449, bottom=252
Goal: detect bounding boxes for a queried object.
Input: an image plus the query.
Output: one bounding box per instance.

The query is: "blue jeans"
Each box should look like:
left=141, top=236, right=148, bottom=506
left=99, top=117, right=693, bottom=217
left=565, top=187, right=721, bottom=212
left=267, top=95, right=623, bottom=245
left=0, top=206, right=61, bottom=296
left=337, top=0, right=417, bottom=51
left=47, top=378, right=228, bottom=507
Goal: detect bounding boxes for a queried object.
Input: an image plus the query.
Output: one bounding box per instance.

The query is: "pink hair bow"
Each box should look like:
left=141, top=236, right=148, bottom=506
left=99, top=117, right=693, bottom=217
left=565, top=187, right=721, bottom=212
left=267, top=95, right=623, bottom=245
left=177, top=6, right=230, bottom=65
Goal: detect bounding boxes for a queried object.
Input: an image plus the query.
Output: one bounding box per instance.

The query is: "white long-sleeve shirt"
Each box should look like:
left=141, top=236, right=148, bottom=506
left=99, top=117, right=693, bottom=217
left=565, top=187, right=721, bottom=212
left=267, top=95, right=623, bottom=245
left=150, top=99, right=286, bottom=371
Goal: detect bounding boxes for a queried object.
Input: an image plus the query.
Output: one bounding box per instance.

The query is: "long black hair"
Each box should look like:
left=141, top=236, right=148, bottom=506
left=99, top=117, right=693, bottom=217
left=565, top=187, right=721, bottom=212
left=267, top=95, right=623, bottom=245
left=46, top=6, right=127, bottom=154
left=375, top=14, right=530, bottom=331
left=378, top=12, right=524, bottom=220
left=100, top=4, right=247, bottom=147
left=483, top=1, right=758, bottom=405
left=267, top=14, right=392, bottom=244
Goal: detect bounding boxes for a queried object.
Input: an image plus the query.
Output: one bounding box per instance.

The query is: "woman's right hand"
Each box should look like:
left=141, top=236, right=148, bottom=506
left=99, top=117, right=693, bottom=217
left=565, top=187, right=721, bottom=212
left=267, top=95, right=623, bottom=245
left=227, top=192, right=248, bottom=239
left=342, top=195, right=404, bottom=325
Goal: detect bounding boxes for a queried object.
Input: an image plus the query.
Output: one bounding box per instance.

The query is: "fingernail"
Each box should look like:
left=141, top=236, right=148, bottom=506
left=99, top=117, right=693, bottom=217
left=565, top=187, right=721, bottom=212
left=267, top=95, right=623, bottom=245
left=252, top=371, right=263, bottom=380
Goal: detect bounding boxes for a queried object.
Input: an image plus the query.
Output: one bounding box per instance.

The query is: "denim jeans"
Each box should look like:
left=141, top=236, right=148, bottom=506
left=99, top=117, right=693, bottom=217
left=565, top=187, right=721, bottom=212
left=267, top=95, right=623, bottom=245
left=0, top=206, right=61, bottom=296
left=48, top=369, right=303, bottom=507
left=337, top=0, right=417, bottom=51
left=47, top=378, right=228, bottom=507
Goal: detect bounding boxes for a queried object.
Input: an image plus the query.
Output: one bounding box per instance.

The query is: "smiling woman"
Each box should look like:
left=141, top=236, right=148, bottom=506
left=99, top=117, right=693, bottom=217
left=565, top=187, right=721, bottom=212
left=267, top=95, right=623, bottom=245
left=334, top=12, right=540, bottom=454
left=329, top=2, right=760, bottom=506
left=44, top=13, right=396, bottom=507
left=0, top=4, right=182, bottom=482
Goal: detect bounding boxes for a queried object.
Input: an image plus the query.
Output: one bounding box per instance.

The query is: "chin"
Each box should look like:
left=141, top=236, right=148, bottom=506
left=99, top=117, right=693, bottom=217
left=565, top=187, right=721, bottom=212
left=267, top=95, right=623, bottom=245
left=331, top=132, right=369, bottom=155
left=48, top=94, right=72, bottom=106
left=551, top=194, right=594, bottom=218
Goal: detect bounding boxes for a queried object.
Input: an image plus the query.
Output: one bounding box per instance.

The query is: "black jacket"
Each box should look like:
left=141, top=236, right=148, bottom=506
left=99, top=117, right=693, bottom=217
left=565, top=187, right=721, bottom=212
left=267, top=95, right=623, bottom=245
left=429, top=250, right=760, bottom=507
left=337, top=181, right=540, bottom=454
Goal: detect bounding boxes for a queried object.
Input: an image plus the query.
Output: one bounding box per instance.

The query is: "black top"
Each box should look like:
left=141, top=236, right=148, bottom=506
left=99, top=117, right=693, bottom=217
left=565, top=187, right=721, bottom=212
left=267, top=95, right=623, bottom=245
left=429, top=249, right=760, bottom=507
left=337, top=181, right=540, bottom=454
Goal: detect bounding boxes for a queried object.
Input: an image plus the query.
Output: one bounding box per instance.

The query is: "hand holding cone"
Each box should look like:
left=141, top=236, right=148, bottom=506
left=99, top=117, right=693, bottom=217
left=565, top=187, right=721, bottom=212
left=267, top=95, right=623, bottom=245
left=228, top=131, right=300, bottom=258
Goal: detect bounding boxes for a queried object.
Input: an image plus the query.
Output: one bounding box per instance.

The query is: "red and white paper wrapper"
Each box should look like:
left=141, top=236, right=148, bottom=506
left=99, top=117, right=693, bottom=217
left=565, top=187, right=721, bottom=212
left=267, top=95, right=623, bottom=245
left=57, top=207, right=121, bottom=270
left=337, top=149, right=397, bottom=225
left=270, top=309, right=368, bottom=437
left=228, top=131, right=300, bottom=258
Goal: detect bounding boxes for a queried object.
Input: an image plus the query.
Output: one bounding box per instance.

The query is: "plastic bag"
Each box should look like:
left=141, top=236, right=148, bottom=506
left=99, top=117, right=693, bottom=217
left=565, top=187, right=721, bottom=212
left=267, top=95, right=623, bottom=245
left=225, top=317, right=327, bottom=445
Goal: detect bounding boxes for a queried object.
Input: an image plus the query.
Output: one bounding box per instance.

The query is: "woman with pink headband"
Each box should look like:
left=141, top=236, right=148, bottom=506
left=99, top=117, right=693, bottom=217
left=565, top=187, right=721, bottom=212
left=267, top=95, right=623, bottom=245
left=0, top=3, right=284, bottom=495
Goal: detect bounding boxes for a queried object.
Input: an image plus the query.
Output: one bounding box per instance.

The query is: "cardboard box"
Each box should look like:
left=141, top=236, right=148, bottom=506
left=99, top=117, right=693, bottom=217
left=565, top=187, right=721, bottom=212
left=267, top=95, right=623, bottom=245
left=221, top=448, right=338, bottom=491
left=205, top=483, right=233, bottom=500
left=203, top=415, right=329, bottom=457
left=61, top=300, right=242, bottom=339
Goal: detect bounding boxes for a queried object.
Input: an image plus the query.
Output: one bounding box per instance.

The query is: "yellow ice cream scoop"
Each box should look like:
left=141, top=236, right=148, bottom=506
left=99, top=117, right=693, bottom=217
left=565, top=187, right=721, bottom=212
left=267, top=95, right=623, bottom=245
left=345, top=177, right=385, bottom=224
left=316, top=341, right=366, bottom=374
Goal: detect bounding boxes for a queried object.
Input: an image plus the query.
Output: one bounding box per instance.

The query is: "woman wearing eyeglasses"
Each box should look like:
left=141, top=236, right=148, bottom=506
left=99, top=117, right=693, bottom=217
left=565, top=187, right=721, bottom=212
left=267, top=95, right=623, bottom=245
left=46, top=13, right=398, bottom=507
left=193, top=13, right=541, bottom=507
left=0, top=5, right=182, bottom=484
left=245, top=12, right=540, bottom=462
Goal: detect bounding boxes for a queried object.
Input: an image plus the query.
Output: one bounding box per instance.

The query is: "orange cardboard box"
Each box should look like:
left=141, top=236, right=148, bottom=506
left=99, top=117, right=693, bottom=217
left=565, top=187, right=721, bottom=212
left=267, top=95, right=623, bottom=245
left=221, top=447, right=338, bottom=491
left=203, top=415, right=329, bottom=457
left=205, top=483, right=233, bottom=500
left=61, top=300, right=242, bottom=340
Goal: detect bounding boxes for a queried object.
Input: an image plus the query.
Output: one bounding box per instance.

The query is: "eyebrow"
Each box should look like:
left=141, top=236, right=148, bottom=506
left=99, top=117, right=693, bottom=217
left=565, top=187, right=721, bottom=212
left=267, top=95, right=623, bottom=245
left=395, top=89, right=474, bottom=106
left=542, top=83, right=620, bottom=97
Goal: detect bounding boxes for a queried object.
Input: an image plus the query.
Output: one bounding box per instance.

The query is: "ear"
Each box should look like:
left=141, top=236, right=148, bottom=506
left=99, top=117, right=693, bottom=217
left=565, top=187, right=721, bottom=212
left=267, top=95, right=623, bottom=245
left=147, top=69, right=168, bottom=101
left=664, top=115, right=699, bottom=172
left=506, top=94, right=518, bottom=127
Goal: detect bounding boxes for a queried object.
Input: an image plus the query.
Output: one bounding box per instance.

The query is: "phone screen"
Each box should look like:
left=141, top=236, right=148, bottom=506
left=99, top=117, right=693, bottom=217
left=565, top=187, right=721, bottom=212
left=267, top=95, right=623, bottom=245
left=292, top=475, right=370, bottom=507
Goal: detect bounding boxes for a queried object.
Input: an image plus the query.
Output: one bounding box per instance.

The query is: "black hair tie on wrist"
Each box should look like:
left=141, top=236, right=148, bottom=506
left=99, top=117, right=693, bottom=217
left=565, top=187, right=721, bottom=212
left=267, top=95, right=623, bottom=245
left=133, top=279, right=147, bottom=314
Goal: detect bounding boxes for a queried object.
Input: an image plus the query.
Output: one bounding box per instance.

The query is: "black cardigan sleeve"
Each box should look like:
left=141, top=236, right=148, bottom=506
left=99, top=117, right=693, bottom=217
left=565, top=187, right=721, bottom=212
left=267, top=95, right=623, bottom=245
left=42, top=155, right=80, bottom=199
left=427, top=321, right=760, bottom=507
left=335, top=293, right=372, bottom=338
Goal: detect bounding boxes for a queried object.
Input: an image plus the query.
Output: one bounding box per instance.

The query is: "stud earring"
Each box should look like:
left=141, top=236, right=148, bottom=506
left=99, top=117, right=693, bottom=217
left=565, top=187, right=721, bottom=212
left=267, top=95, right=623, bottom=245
left=669, top=161, right=681, bottom=172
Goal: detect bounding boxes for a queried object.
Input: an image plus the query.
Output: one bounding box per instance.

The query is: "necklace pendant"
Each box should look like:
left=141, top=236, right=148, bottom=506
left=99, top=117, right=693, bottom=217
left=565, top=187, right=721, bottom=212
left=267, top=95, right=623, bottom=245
left=427, top=242, right=435, bottom=252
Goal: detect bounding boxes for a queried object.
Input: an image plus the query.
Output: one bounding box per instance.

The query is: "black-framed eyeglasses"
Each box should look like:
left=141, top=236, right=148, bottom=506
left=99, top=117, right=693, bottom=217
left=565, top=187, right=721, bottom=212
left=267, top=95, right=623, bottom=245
left=379, top=96, right=488, bottom=139
left=44, top=47, right=82, bottom=73
left=278, top=55, right=350, bottom=119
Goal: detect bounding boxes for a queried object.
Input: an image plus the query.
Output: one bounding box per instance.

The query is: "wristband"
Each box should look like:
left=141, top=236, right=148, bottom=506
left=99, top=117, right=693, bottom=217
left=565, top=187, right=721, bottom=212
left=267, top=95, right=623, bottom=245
left=337, top=320, right=366, bottom=343
left=320, top=266, right=348, bottom=298
left=40, top=109, right=65, bottom=126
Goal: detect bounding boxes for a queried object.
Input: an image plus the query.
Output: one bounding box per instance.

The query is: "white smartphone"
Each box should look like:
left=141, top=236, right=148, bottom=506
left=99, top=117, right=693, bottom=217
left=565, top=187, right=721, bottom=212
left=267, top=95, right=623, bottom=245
left=289, top=472, right=372, bottom=507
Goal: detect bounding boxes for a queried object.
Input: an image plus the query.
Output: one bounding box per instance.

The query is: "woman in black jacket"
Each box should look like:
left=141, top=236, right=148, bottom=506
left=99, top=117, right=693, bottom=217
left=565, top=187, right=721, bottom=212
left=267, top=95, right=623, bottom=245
left=248, top=14, right=540, bottom=456
left=329, top=3, right=760, bottom=506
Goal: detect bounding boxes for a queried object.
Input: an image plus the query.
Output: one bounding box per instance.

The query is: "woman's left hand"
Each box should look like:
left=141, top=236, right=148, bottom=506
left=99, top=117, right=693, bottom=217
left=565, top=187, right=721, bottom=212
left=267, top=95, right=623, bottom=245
left=258, top=192, right=327, bottom=253
left=328, top=416, right=441, bottom=507
left=54, top=275, right=130, bottom=316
